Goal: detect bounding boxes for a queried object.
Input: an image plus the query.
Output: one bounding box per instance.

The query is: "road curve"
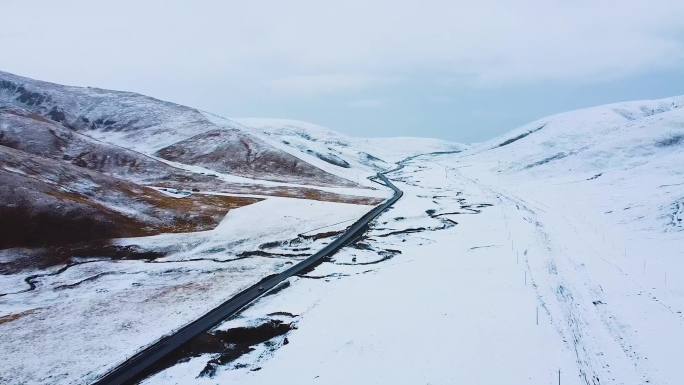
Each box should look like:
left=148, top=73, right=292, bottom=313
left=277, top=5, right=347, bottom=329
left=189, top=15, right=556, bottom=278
left=92, top=173, right=403, bottom=385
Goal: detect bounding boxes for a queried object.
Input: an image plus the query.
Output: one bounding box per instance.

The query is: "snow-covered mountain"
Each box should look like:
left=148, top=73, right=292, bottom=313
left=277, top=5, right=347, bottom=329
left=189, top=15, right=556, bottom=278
left=0, top=71, right=361, bottom=187
left=474, top=96, right=683, bottom=174
left=464, top=96, right=684, bottom=234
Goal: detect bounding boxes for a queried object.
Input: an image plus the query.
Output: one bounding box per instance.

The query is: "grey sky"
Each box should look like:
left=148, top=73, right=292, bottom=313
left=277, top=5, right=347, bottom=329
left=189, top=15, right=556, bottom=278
left=2, top=0, right=684, bottom=143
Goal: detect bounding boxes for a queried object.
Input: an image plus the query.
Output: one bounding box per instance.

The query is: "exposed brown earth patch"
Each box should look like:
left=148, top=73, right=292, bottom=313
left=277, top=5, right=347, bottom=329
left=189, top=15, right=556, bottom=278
left=134, top=319, right=296, bottom=382
left=0, top=308, right=40, bottom=325
left=0, top=244, right=167, bottom=275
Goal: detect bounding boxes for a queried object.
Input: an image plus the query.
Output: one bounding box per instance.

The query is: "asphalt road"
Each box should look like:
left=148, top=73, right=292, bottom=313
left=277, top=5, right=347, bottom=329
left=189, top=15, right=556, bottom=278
left=92, top=173, right=403, bottom=385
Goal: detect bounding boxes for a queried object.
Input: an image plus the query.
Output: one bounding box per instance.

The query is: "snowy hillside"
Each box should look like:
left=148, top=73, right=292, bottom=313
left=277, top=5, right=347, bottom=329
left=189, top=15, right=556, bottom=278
left=0, top=71, right=360, bottom=187
left=155, top=127, right=359, bottom=187
left=0, top=71, right=227, bottom=152
left=466, top=96, right=684, bottom=235
left=475, top=96, right=684, bottom=175
left=236, top=118, right=467, bottom=186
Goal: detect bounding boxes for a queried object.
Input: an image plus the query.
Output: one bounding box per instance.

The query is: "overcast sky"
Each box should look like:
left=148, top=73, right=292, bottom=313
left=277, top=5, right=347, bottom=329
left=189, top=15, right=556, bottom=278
left=3, top=0, right=684, bottom=142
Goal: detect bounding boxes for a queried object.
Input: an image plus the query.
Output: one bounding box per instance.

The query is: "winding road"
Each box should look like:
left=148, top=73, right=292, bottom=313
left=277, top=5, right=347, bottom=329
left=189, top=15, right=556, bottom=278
left=92, top=173, right=403, bottom=385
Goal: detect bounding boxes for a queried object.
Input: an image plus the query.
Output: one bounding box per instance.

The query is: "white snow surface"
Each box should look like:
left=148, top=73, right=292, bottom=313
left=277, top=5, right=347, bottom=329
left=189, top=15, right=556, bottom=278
left=145, top=96, right=684, bottom=385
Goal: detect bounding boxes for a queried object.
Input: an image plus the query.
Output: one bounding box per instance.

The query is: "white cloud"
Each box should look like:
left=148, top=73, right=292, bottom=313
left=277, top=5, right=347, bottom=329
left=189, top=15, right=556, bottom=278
left=2, top=0, right=683, bottom=96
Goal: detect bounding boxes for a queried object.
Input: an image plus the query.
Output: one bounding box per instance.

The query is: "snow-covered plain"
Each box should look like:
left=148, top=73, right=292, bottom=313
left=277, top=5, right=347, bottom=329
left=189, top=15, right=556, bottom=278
left=0, top=198, right=373, bottom=385
left=143, top=97, right=684, bottom=385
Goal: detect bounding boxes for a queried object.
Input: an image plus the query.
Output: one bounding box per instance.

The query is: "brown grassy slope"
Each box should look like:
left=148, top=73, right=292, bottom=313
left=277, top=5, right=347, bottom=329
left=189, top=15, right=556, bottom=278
left=156, top=128, right=360, bottom=187
left=0, top=145, right=259, bottom=249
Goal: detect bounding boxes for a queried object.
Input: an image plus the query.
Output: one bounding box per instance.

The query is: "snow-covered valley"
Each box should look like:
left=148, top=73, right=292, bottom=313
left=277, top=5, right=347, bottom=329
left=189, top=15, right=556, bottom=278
left=143, top=98, right=684, bottom=385
left=1, top=71, right=683, bottom=385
